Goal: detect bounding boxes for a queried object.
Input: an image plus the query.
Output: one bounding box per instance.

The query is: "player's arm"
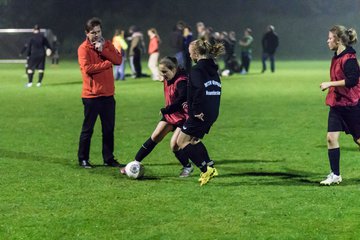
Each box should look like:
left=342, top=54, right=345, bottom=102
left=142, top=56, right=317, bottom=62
left=161, top=80, right=187, bottom=114
left=343, top=59, right=360, bottom=88
left=78, top=45, right=112, bottom=74
left=100, top=40, right=122, bottom=65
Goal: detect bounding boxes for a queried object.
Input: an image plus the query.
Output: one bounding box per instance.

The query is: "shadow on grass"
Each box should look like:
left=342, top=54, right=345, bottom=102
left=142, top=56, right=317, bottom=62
left=148, top=158, right=284, bottom=167
left=47, top=81, right=82, bottom=86
left=0, top=148, right=71, bottom=165
left=216, top=170, right=320, bottom=186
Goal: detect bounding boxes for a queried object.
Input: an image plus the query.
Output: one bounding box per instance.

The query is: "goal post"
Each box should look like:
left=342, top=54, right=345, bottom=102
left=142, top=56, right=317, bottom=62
left=0, top=28, right=55, bottom=63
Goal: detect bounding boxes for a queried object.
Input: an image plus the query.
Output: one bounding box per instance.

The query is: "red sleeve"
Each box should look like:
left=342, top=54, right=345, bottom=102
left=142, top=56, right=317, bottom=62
left=78, top=44, right=112, bottom=74
left=100, top=40, right=122, bottom=65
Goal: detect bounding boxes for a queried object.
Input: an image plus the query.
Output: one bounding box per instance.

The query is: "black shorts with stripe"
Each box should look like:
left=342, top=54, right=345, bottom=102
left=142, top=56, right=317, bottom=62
left=328, top=102, right=360, bottom=140
left=181, top=117, right=214, bottom=139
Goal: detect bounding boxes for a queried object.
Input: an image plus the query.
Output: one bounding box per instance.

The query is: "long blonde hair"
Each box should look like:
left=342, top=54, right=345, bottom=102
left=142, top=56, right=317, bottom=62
left=330, top=25, right=357, bottom=46
left=190, top=39, right=224, bottom=59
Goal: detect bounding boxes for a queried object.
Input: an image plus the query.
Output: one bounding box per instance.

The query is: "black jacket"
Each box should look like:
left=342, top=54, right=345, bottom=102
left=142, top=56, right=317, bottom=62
left=188, top=59, right=221, bottom=123
left=262, top=31, right=279, bottom=55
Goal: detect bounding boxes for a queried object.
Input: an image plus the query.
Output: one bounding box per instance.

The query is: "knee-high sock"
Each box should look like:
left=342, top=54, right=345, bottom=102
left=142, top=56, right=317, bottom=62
left=174, top=149, right=190, bottom=167
left=38, top=72, right=44, bottom=83
left=182, top=143, right=207, bottom=172
left=135, top=137, right=157, bottom=162
left=197, top=141, right=214, bottom=167
left=328, top=148, right=340, bottom=176
left=27, top=73, right=34, bottom=83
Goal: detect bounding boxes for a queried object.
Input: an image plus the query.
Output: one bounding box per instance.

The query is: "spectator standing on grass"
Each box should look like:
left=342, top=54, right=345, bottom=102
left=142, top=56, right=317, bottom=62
left=320, top=25, right=360, bottom=185
left=147, top=28, right=161, bottom=81
left=26, top=24, right=52, bottom=87
left=170, top=21, right=185, bottom=68
left=177, top=39, right=224, bottom=186
left=183, top=25, right=193, bottom=74
left=77, top=17, right=122, bottom=168
left=239, top=28, right=253, bottom=74
left=261, top=25, right=279, bottom=73
left=112, top=29, right=128, bottom=80
left=121, top=57, right=194, bottom=177
left=129, top=25, right=145, bottom=78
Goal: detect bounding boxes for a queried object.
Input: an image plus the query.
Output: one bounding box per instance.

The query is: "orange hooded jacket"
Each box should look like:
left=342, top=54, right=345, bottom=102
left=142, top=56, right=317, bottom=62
left=78, top=39, right=122, bottom=98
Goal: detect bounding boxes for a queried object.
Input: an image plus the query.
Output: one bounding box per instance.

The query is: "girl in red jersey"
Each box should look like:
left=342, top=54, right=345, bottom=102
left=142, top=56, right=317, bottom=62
left=320, top=25, right=360, bottom=185
left=121, top=57, right=193, bottom=177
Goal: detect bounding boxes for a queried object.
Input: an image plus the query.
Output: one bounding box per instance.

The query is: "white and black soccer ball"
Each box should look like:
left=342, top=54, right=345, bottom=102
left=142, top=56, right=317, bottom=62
left=125, top=161, right=145, bottom=179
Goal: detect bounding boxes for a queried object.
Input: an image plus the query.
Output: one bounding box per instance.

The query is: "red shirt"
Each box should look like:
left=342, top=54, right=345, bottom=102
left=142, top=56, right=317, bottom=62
left=148, top=36, right=159, bottom=54
left=78, top=39, right=122, bottom=98
left=163, top=73, right=188, bottom=126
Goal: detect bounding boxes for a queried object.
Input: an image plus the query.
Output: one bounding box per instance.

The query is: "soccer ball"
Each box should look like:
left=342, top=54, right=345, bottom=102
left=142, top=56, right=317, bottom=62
left=125, top=161, right=145, bottom=179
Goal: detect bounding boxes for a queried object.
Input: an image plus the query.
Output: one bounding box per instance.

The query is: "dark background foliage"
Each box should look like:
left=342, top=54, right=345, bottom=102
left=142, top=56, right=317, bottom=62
left=1, top=0, right=360, bottom=59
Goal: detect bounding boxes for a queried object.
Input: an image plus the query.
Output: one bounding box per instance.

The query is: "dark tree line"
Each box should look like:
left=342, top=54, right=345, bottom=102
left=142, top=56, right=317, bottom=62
left=1, top=0, right=360, bottom=59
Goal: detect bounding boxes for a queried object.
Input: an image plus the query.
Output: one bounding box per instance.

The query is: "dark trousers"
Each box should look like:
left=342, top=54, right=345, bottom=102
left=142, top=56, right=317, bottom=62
left=133, top=48, right=142, bottom=77
left=262, top=53, right=275, bottom=72
left=78, top=96, right=115, bottom=163
left=239, top=51, right=251, bottom=72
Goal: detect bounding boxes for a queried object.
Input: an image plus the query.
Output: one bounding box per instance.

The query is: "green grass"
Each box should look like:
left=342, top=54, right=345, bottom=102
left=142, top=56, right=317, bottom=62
left=1, top=60, right=360, bottom=240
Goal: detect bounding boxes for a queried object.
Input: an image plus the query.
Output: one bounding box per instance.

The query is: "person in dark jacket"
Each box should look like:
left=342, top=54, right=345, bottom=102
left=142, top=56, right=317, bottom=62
left=121, top=57, right=193, bottom=177
left=26, top=24, right=52, bottom=87
left=261, top=25, right=279, bottom=73
left=170, top=21, right=185, bottom=68
left=177, top=39, right=224, bottom=186
left=319, top=25, right=360, bottom=185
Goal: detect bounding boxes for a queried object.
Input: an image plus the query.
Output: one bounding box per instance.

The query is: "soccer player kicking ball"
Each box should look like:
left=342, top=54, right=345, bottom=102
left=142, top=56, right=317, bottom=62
left=177, top=39, right=224, bottom=186
left=320, top=25, right=360, bottom=185
left=121, top=57, right=194, bottom=177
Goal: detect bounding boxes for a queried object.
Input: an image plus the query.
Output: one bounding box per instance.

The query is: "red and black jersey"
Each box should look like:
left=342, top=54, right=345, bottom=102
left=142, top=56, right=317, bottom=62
left=326, top=46, right=360, bottom=107
left=161, top=69, right=189, bottom=126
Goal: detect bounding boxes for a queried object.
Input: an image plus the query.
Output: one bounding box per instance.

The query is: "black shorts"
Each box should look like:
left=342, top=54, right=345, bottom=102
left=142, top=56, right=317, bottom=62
left=28, top=55, right=45, bottom=70
left=328, top=103, right=360, bottom=139
left=181, top=117, right=213, bottom=139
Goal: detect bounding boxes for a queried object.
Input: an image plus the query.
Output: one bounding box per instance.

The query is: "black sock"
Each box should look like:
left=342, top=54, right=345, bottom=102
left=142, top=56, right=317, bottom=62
left=197, top=142, right=214, bottom=167
left=174, top=150, right=190, bottom=168
left=27, top=73, right=34, bottom=83
left=328, top=148, right=340, bottom=176
left=134, top=137, right=157, bottom=162
left=38, top=72, right=44, bottom=83
left=182, top=143, right=207, bottom=172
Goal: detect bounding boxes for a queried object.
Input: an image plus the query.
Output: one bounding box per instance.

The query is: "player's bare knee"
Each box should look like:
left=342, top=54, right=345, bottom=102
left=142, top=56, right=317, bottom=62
left=327, top=134, right=338, bottom=146
left=27, top=69, right=33, bottom=74
left=38, top=70, right=44, bottom=73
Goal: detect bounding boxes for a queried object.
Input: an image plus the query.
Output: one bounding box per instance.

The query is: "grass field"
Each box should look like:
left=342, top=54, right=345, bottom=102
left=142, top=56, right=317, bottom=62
left=1, top=60, right=360, bottom=240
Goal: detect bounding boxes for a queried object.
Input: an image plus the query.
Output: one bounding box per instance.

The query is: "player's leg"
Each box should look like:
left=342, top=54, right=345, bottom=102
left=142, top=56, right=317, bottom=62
left=320, top=131, right=342, bottom=185
left=177, top=131, right=216, bottom=186
left=26, top=68, right=34, bottom=87
left=171, top=127, right=193, bottom=177
left=36, top=57, right=46, bottom=87
left=134, top=121, right=173, bottom=162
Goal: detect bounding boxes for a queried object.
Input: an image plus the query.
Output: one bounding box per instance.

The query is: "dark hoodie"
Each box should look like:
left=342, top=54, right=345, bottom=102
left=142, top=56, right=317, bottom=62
left=188, top=58, right=221, bottom=123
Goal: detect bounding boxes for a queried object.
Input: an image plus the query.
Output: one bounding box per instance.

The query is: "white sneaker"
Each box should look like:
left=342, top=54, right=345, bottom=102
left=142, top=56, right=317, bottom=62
left=26, top=82, right=33, bottom=88
left=320, top=172, right=342, bottom=185
left=179, top=165, right=194, bottom=178
left=36, top=82, right=41, bottom=87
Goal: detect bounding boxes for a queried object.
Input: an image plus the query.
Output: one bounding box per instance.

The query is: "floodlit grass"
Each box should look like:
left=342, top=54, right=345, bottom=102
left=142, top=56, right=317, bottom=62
left=1, top=60, right=360, bottom=239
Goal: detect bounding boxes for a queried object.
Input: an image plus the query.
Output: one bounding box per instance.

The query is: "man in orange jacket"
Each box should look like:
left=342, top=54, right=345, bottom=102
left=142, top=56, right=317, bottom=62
left=77, top=17, right=122, bottom=168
